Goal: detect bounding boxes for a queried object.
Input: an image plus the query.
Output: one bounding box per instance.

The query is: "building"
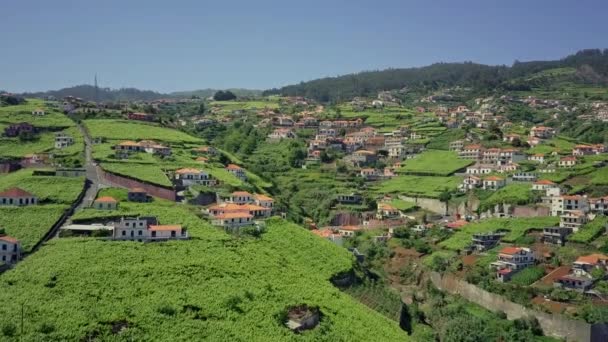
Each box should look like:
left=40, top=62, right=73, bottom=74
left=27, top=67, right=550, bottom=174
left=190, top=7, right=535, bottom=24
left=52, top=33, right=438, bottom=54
left=559, top=156, right=577, bottom=168
left=528, top=154, right=545, bottom=164
left=93, top=196, right=118, bottom=210
left=54, top=132, right=74, bottom=149
left=336, top=193, right=362, bottom=205
left=254, top=194, right=274, bottom=210
left=128, top=112, right=155, bottom=121
left=174, top=168, right=215, bottom=187
left=376, top=203, right=400, bottom=219
left=191, top=146, right=217, bottom=156
left=533, top=179, right=557, bottom=191
left=459, top=144, right=482, bottom=160
left=113, top=216, right=188, bottom=241
left=471, top=232, right=503, bottom=251
left=542, top=227, right=572, bottom=246
left=529, top=126, right=556, bottom=139
left=459, top=175, right=481, bottom=192
left=0, top=187, right=37, bottom=206
left=226, top=164, right=246, bottom=180
left=32, top=108, right=45, bottom=116
left=572, top=254, right=608, bottom=278
left=559, top=210, right=587, bottom=231
left=466, top=164, right=494, bottom=175
left=449, top=140, right=465, bottom=151
left=128, top=188, right=150, bottom=202
left=551, top=195, right=589, bottom=217
left=360, top=168, right=380, bottom=181
left=491, top=247, right=535, bottom=282
left=4, top=122, right=35, bottom=137
left=338, top=226, right=362, bottom=237
left=229, top=191, right=253, bottom=204
left=268, top=128, right=296, bottom=140
left=511, top=172, right=537, bottom=182
left=211, top=212, right=254, bottom=229
left=589, top=196, right=608, bottom=214
left=482, top=176, right=506, bottom=191
left=0, top=235, right=21, bottom=265
left=346, top=150, right=377, bottom=167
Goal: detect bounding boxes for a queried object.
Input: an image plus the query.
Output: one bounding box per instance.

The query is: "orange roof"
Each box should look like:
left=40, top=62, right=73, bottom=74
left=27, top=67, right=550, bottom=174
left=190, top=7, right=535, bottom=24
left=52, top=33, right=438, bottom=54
left=485, top=176, right=504, bottom=181
left=195, top=157, right=209, bottom=162
left=378, top=203, right=398, bottom=211
left=117, top=140, right=140, bottom=146
left=339, top=225, right=361, bottom=231
left=311, top=229, right=334, bottom=238
left=226, top=164, right=242, bottom=170
left=562, top=195, right=583, bottom=200
left=0, top=187, right=34, bottom=198
left=175, top=168, right=202, bottom=174
left=232, top=191, right=252, bottom=197
left=95, top=196, right=117, bottom=203
left=534, top=180, right=555, bottom=185
left=0, top=235, right=19, bottom=244
left=130, top=187, right=146, bottom=193
left=561, top=156, right=577, bottom=161
left=446, top=220, right=468, bottom=229
left=241, top=204, right=271, bottom=211
left=500, top=247, right=522, bottom=255
left=214, top=212, right=253, bottom=219
left=464, top=144, right=481, bottom=149
left=208, top=203, right=245, bottom=212
left=254, top=194, right=274, bottom=201
left=149, top=225, right=182, bottom=231
left=575, top=254, right=608, bottom=265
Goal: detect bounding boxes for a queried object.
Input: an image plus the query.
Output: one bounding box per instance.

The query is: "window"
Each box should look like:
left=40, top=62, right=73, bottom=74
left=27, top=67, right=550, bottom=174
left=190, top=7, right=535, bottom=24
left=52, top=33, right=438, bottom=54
left=122, top=231, right=126, bottom=236
left=138, top=230, right=142, bottom=236
left=1, top=244, right=5, bottom=250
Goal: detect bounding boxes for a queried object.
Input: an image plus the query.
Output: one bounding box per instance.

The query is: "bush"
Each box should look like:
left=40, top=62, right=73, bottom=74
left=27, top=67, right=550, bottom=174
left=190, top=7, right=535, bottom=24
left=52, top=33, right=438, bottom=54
left=1, top=323, right=16, bottom=337
left=38, top=322, right=55, bottom=334
left=157, top=304, right=176, bottom=316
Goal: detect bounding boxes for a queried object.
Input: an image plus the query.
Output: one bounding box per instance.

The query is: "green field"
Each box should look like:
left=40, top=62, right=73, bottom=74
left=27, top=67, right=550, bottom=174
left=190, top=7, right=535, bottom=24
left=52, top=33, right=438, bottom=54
left=388, top=198, right=417, bottom=212
left=100, top=162, right=172, bottom=187
left=510, top=266, right=546, bottom=286
left=0, top=217, right=406, bottom=341
left=439, top=216, right=559, bottom=250
left=399, top=150, right=473, bottom=176
left=527, top=137, right=577, bottom=155
left=372, top=175, right=462, bottom=198
left=84, top=119, right=203, bottom=143
left=0, top=205, right=67, bottom=252
left=569, top=216, right=608, bottom=243
left=0, top=99, right=75, bottom=128
left=477, top=183, right=535, bottom=212
left=0, top=169, right=84, bottom=204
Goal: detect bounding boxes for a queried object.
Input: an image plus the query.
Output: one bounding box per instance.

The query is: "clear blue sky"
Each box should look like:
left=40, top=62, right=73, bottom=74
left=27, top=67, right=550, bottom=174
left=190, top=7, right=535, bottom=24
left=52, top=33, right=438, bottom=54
left=1, top=0, right=606, bottom=93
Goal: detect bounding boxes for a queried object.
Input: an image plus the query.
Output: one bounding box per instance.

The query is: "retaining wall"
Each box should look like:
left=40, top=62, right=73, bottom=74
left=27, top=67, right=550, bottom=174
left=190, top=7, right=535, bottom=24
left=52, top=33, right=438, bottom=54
left=99, top=168, right=176, bottom=201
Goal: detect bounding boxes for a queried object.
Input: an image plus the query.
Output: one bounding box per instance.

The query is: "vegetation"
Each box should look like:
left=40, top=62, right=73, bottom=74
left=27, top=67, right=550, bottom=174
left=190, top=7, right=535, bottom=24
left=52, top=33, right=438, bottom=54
left=372, top=175, right=462, bottom=198
left=84, top=119, right=203, bottom=143
left=510, top=266, right=546, bottom=286
left=0, top=205, right=67, bottom=251
left=569, top=216, right=608, bottom=243
left=399, top=150, right=473, bottom=176
left=477, top=183, right=538, bottom=212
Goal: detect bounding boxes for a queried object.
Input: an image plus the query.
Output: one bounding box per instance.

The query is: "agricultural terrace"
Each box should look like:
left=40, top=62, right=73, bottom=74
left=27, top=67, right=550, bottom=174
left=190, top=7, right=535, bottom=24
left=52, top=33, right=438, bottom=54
left=569, top=216, right=608, bottom=243
left=526, top=137, right=577, bottom=155
left=0, top=126, right=84, bottom=160
left=388, top=199, right=417, bottom=212
left=0, top=218, right=407, bottom=341
left=0, top=169, right=85, bottom=251
left=398, top=150, right=473, bottom=176
left=439, top=216, right=559, bottom=250
left=209, top=99, right=280, bottom=114
left=0, top=98, right=75, bottom=128
left=372, top=175, right=462, bottom=198
left=476, top=183, right=537, bottom=212
left=83, top=119, right=202, bottom=143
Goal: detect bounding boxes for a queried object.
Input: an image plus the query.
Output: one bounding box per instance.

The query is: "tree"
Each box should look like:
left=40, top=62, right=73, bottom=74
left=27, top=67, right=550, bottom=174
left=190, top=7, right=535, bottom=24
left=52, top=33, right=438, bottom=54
left=213, top=90, right=237, bottom=101
left=197, top=103, right=206, bottom=114
left=438, top=189, right=452, bottom=216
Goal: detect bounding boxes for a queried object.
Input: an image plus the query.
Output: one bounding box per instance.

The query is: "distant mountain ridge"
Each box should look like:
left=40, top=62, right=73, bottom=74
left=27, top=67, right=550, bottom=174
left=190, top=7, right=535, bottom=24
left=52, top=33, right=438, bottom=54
left=264, top=49, right=608, bottom=102
left=17, top=85, right=262, bottom=102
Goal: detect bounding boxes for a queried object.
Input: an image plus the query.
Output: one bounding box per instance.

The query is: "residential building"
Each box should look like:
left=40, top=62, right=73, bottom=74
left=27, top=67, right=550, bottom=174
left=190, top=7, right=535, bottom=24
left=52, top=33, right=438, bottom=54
left=542, top=227, right=572, bottom=246
left=376, top=203, right=400, bottom=219
left=551, top=195, right=589, bottom=217
left=511, top=172, right=537, bottom=182
left=54, top=132, right=74, bottom=149
left=174, top=168, right=215, bottom=187
left=459, top=144, right=482, bottom=160
left=0, top=235, right=21, bottom=265
left=336, top=193, right=362, bottom=205
left=113, top=216, right=188, bottom=241
left=572, top=254, right=608, bottom=278
left=268, top=128, right=296, bottom=140
left=338, top=226, right=361, bottom=237
left=533, top=179, right=557, bottom=191
left=491, top=247, right=535, bottom=282
left=346, top=150, right=377, bottom=167
left=449, top=140, right=465, bottom=151
left=559, top=210, right=587, bottom=231
left=128, top=188, right=150, bottom=202
left=32, top=108, right=45, bottom=116
left=466, top=164, right=494, bottom=175
left=93, top=196, right=118, bottom=210
left=471, top=232, right=503, bottom=251
left=528, top=154, right=545, bottom=164
left=211, top=212, right=254, bottom=229
left=207, top=202, right=271, bottom=219
left=559, top=156, right=577, bottom=168
left=459, top=175, right=481, bottom=192
left=0, top=187, right=37, bottom=206
left=483, top=176, right=506, bottom=191
left=589, top=196, right=608, bottom=214
left=4, top=122, right=35, bottom=137
left=360, top=168, right=380, bottom=181
left=529, top=126, right=556, bottom=139
left=225, top=164, right=246, bottom=180
left=254, top=194, right=274, bottom=210
left=229, top=191, right=253, bottom=204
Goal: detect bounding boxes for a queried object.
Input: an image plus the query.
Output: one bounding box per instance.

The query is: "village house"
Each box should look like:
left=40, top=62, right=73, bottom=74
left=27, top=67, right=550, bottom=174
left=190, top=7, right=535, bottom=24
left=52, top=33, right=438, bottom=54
left=93, top=196, right=118, bottom=210
left=174, top=168, right=215, bottom=187
left=482, top=176, right=506, bottom=191
left=346, top=150, right=378, bottom=167
left=529, top=126, right=556, bottom=139
left=503, top=134, right=520, bottom=143
left=318, top=128, right=337, bottom=137
left=338, top=225, right=362, bottom=237
left=589, top=196, right=608, bottom=214
left=54, top=132, right=74, bottom=149
left=254, top=194, right=274, bottom=209
left=138, top=140, right=172, bottom=157
left=555, top=254, right=608, bottom=292
left=491, top=247, right=535, bottom=282
left=273, top=116, right=295, bottom=127
left=207, top=201, right=271, bottom=219
left=459, top=175, right=482, bottom=192
left=311, top=229, right=343, bottom=245
left=528, top=154, right=546, bottom=163
left=359, top=168, right=380, bottom=181
left=4, top=122, right=35, bottom=137
left=114, top=141, right=144, bottom=157
left=225, top=164, right=246, bottom=180
left=32, top=108, right=45, bottom=116
left=229, top=191, right=253, bottom=204
left=551, top=195, right=589, bottom=217
left=113, top=216, right=188, bottom=241
left=0, top=187, right=37, bottom=206
left=192, top=146, right=217, bottom=156
left=268, top=128, right=296, bottom=140
left=559, top=156, right=578, bottom=168
left=532, top=179, right=557, bottom=191
left=376, top=203, right=400, bottom=220
left=459, top=144, right=483, bottom=160
left=449, top=140, right=465, bottom=151
left=211, top=212, right=254, bottom=229
left=511, top=172, right=537, bottom=182
left=542, top=227, right=572, bottom=246
left=295, top=116, right=318, bottom=128
left=0, top=235, right=21, bottom=265
left=128, top=188, right=150, bottom=202
left=573, top=144, right=605, bottom=156
left=466, top=163, right=494, bottom=175
left=128, top=112, right=155, bottom=122
left=470, top=232, right=503, bottom=252
left=336, top=193, right=363, bottom=205
left=559, top=210, right=587, bottom=231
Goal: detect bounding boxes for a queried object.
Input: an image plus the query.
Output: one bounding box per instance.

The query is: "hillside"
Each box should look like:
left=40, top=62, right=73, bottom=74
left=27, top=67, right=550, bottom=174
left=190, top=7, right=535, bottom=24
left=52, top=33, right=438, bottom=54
left=265, top=49, right=608, bottom=102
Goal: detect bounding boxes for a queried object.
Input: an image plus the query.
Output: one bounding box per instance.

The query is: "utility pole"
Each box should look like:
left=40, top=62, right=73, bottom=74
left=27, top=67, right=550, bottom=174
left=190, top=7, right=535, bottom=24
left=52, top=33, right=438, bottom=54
left=20, top=302, right=24, bottom=342
left=94, top=73, right=99, bottom=104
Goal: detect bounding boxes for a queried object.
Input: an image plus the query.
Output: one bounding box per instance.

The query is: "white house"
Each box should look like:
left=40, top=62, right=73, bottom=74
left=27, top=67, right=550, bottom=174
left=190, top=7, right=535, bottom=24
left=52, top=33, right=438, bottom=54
left=55, top=132, right=74, bottom=149
left=482, top=176, right=506, bottom=191
left=112, top=216, right=187, bottom=241
left=226, top=164, right=246, bottom=180
left=174, top=168, right=215, bottom=186
left=0, top=235, right=21, bottom=265
left=32, top=108, right=45, bottom=116
left=532, top=179, right=557, bottom=191
left=559, top=156, right=577, bottom=168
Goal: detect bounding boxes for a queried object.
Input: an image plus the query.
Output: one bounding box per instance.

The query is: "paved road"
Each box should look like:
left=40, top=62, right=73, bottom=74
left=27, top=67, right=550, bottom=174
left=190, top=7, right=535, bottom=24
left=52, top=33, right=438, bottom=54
left=76, top=122, right=102, bottom=210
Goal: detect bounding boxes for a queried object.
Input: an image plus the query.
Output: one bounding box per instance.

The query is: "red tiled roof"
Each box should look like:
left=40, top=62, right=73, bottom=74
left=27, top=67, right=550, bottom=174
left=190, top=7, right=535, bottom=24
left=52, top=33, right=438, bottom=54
left=213, top=213, right=253, bottom=219
left=149, top=225, right=182, bottom=231
left=0, top=187, right=34, bottom=198
left=254, top=194, right=274, bottom=201
left=534, top=180, right=555, bottom=185
left=485, top=176, right=504, bottom=181
left=130, top=187, right=146, bottom=193
left=575, top=254, right=608, bottom=265
left=0, top=235, right=19, bottom=244
left=226, top=164, right=242, bottom=170
left=500, top=247, right=522, bottom=255
left=95, top=196, right=117, bottom=203
left=446, top=220, right=468, bottom=229
left=232, top=191, right=252, bottom=197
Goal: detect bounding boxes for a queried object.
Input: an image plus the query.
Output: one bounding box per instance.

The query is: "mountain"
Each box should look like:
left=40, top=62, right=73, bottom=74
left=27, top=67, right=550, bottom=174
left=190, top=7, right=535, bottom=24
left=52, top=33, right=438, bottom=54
left=169, top=88, right=262, bottom=98
left=264, top=49, right=608, bottom=102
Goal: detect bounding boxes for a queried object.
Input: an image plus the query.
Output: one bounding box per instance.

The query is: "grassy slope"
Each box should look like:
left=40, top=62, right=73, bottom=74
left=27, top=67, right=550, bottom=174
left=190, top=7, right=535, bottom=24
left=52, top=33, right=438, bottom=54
left=0, top=217, right=406, bottom=341
left=84, top=119, right=203, bottom=143
left=372, top=175, right=462, bottom=198
left=399, top=150, right=473, bottom=176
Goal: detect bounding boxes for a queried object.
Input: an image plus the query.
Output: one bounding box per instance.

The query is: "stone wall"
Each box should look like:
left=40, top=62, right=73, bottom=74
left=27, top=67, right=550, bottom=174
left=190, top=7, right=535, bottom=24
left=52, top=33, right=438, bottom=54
left=99, top=168, right=176, bottom=201
left=512, top=205, right=550, bottom=217
left=330, top=212, right=361, bottom=226
left=399, top=195, right=479, bottom=216
left=429, top=272, right=608, bottom=342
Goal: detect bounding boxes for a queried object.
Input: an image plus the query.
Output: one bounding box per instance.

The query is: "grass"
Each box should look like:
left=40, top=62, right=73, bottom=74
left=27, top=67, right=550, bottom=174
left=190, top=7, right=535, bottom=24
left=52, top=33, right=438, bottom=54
left=569, top=216, right=608, bottom=243
left=388, top=199, right=417, bottom=212
left=510, top=266, right=546, bottom=286
left=0, top=205, right=67, bottom=252
left=84, top=119, right=203, bottom=143
left=0, top=169, right=84, bottom=204
left=0, top=99, right=75, bottom=128
left=439, top=217, right=559, bottom=250
left=398, top=150, right=473, bottom=176
left=100, top=162, right=172, bottom=187
left=477, top=183, right=535, bottom=211
left=372, top=175, right=462, bottom=198
left=0, top=126, right=83, bottom=159
left=0, top=217, right=407, bottom=341
left=527, top=137, right=577, bottom=155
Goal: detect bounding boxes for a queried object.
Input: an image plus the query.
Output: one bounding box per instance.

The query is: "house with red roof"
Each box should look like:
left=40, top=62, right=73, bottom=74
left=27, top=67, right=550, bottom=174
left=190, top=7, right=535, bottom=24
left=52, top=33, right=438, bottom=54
left=491, top=247, right=535, bottom=282
left=128, top=188, right=150, bottom=203
left=0, top=234, right=21, bottom=265
left=211, top=212, right=254, bottom=229
left=229, top=191, right=253, bottom=204
left=32, top=108, right=45, bottom=116
left=532, top=179, right=557, bottom=191
left=376, top=203, right=400, bottom=220
left=482, top=176, right=506, bottom=191
left=225, top=164, right=246, bottom=180
left=558, top=156, right=577, bottom=168
left=254, top=194, right=274, bottom=209
left=174, top=168, right=215, bottom=187
left=0, top=187, right=37, bottom=206
left=589, top=196, right=608, bottom=214
left=529, top=126, right=555, bottom=139
left=559, top=210, right=588, bottom=231
left=113, top=216, right=187, bottom=241
left=93, top=196, right=118, bottom=210
left=459, top=144, right=483, bottom=160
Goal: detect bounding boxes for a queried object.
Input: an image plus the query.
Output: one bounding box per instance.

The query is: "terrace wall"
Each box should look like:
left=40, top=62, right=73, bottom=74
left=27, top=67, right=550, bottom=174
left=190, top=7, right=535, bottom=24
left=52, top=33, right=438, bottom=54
left=512, top=205, right=550, bottom=217
left=429, top=272, right=608, bottom=342
left=99, top=168, right=176, bottom=201
left=400, top=196, right=479, bottom=215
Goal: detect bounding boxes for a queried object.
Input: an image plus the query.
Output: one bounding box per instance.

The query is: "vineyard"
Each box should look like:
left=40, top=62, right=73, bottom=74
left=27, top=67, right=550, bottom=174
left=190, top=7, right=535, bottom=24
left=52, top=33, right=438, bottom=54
left=0, top=218, right=407, bottom=341
left=0, top=205, right=67, bottom=251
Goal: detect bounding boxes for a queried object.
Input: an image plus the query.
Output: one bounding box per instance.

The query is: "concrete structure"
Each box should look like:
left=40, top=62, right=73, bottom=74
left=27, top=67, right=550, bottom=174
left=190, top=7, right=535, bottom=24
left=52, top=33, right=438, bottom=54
left=543, top=227, right=572, bottom=245
left=32, top=108, right=45, bottom=116
left=174, top=168, right=215, bottom=187
left=225, top=164, right=246, bottom=180
left=0, top=187, right=37, bottom=206
left=54, top=132, right=74, bottom=149
left=0, top=235, right=21, bottom=265
left=491, top=247, right=535, bottom=282
left=93, top=196, right=118, bottom=210
left=482, top=176, right=506, bottom=191
left=128, top=188, right=149, bottom=202
left=113, top=216, right=187, bottom=241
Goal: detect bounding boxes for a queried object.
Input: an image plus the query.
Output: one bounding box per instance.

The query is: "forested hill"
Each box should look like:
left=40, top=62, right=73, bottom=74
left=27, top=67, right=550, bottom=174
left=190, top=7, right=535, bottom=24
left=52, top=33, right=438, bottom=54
left=264, top=49, right=608, bottom=102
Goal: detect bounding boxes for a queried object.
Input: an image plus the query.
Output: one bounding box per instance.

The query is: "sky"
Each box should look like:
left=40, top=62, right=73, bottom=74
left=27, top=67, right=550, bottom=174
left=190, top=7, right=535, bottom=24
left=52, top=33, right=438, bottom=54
left=1, top=0, right=607, bottom=93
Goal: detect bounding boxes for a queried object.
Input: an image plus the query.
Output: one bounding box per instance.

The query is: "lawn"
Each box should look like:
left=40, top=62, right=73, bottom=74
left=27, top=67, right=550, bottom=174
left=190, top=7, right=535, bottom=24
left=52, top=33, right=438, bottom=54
left=0, top=169, right=85, bottom=204
left=84, top=119, right=203, bottom=143
left=569, top=216, right=608, bottom=243
left=398, top=150, right=473, bottom=176
left=0, top=217, right=407, bottom=341
left=0, top=205, right=67, bottom=252
left=372, top=175, right=462, bottom=198
left=0, top=99, right=75, bottom=128
left=439, top=216, right=559, bottom=250
left=100, top=162, right=172, bottom=187
left=389, top=199, right=417, bottom=212
left=510, top=266, right=546, bottom=286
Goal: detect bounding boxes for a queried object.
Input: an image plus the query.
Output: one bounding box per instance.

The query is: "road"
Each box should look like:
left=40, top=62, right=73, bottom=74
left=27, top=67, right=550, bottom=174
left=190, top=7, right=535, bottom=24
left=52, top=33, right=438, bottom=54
left=76, top=122, right=103, bottom=210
